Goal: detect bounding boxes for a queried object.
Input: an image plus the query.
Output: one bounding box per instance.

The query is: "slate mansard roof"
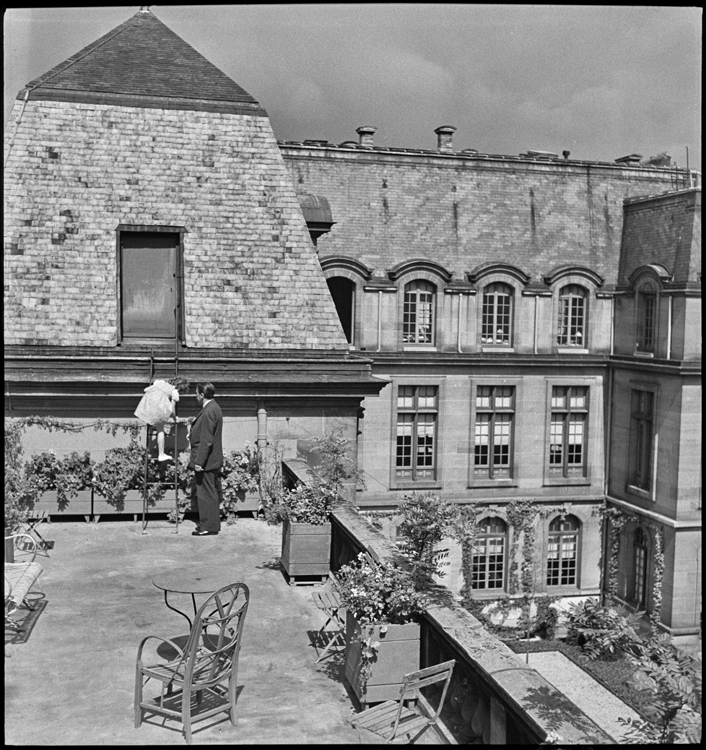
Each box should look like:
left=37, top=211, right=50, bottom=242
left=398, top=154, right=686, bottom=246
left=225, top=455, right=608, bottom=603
left=19, top=8, right=265, bottom=115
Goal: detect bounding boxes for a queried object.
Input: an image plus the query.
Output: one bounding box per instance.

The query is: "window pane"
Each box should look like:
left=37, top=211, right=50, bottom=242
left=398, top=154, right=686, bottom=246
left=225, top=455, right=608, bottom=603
left=476, top=386, right=492, bottom=410
left=418, top=386, right=437, bottom=409
left=396, top=414, right=413, bottom=470
left=398, top=386, right=414, bottom=409
left=549, top=417, right=564, bottom=464
left=474, top=415, right=489, bottom=467
left=551, top=386, right=567, bottom=409
left=494, top=386, right=513, bottom=409
left=569, top=387, right=587, bottom=409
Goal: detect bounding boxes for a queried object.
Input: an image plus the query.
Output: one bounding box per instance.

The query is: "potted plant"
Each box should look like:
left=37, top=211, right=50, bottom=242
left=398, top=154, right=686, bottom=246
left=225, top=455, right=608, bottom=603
left=337, top=551, right=428, bottom=706
left=219, top=443, right=260, bottom=520
left=265, top=431, right=362, bottom=583
left=270, top=482, right=338, bottom=581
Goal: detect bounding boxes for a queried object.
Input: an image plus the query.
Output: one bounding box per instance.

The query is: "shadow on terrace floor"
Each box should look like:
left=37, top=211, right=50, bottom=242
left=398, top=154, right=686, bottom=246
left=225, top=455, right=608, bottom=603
left=4, top=517, right=373, bottom=745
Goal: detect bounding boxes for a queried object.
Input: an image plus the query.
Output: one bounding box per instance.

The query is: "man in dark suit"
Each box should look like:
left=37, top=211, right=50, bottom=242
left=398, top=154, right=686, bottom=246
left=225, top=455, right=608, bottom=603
left=189, top=382, right=224, bottom=536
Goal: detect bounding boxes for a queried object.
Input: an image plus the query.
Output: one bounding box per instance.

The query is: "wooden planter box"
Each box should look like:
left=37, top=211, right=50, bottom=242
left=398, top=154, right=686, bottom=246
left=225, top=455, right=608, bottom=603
left=344, top=611, right=421, bottom=707
left=31, top=490, right=93, bottom=521
left=223, top=489, right=261, bottom=517
left=280, top=520, right=331, bottom=581
left=93, top=489, right=180, bottom=521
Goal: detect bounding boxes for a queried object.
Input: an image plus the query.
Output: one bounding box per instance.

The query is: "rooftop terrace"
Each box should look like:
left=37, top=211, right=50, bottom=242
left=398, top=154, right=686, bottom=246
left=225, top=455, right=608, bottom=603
left=5, top=511, right=635, bottom=745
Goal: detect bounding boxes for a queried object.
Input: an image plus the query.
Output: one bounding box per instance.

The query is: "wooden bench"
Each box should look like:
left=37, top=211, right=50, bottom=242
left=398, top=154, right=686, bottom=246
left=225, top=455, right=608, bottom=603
left=5, top=534, right=44, bottom=633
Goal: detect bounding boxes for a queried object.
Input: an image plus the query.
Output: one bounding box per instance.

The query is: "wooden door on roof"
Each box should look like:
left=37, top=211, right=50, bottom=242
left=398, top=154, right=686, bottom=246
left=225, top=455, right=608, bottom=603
left=120, top=232, right=179, bottom=339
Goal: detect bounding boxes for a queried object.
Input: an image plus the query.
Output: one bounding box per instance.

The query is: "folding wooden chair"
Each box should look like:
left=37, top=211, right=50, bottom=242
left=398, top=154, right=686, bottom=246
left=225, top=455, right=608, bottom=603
left=350, top=659, right=456, bottom=743
left=311, top=574, right=345, bottom=663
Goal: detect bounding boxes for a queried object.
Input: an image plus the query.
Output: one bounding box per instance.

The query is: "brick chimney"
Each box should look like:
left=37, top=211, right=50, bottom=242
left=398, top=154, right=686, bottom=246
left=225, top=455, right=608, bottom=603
left=356, top=126, right=376, bottom=147
left=435, top=125, right=456, bottom=152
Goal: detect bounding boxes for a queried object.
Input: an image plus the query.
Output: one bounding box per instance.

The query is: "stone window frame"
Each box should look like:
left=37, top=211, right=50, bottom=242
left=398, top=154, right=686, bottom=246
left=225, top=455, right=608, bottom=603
left=116, top=224, right=187, bottom=346
left=389, top=376, right=445, bottom=491
left=320, top=257, right=372, bottom=350
left=627, top=384, right=659, bottom=500
left=542, top=378, right=594, bottom=487
left=472, top=271, right=526, bottom=352
left=545, top=514, right=582, bottom=589
left=468, top=377, right=522, bottom=489
left=469, top=516, right=509, bottom=594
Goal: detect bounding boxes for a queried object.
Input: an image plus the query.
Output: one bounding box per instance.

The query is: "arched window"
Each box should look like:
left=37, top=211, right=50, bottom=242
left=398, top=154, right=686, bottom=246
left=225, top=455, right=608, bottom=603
left=470, top=516, right=507, bottom=590
left=636, top=282, right=657, bottom=353
left=557, top=284, right=587, bottom=347
left=326, top=276, right=355, bottom=344
left=403, top=280, right=436, bottom=344
left=546, top=515, right=579, bottom=587
left=633, top=527, right=648, bottom=607
left=481, top=283, right=512, bottom=345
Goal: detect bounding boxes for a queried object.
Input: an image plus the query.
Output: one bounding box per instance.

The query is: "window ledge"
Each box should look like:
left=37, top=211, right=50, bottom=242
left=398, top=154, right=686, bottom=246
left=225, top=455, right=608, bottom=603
left=481, top=346, right=514, bottom=353
left=557, top=348, right=589, bottom=354
left=402, top=346, right=437, bottom=352
left=393, top=481, right=442, bottom=491
left=469, top=479, right=518, bottom=489
left=627, top=484, right=653, bottom=500
left=633, top=351, right=655, bottom=358
left=543, top=477, right=591, bottom=487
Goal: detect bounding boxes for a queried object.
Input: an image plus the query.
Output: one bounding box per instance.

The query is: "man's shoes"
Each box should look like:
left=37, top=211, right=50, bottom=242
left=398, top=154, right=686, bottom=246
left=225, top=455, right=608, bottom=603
left=191, top=530, right=218, bottom=536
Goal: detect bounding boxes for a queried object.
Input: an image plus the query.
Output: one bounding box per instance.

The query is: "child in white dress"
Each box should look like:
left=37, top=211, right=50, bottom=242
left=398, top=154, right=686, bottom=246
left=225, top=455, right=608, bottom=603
left=134, top=376, right=189, bottom=461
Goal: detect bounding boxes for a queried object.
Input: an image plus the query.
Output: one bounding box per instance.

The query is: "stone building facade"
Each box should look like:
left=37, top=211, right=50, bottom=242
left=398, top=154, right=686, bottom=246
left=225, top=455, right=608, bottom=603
left=280, top=132, right=700, bottom=643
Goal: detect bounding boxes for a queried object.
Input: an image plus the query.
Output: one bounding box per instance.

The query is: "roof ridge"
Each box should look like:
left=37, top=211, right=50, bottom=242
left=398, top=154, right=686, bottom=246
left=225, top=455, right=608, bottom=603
left=25, top=11, right=145, bottom=92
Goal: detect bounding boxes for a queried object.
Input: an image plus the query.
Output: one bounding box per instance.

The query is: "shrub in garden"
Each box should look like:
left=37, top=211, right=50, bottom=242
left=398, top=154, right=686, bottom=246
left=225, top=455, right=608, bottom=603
left=565, top=597, right=643, bottom=660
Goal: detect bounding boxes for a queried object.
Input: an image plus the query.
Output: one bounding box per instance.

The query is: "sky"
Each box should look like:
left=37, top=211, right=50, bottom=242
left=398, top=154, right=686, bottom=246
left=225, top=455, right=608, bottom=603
left=4, top=4, right=702, bottom=171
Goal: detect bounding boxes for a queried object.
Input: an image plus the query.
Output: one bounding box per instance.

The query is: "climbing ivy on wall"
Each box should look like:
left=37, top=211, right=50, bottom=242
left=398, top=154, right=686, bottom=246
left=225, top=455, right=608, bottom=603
left=595, top=500, right=665, bottom=633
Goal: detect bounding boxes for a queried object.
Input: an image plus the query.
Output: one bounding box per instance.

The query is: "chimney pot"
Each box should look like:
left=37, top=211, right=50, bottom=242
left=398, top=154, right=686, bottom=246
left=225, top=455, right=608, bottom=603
left=356, top=126, right=376, bottom=147
left=434, top=125, right=456, bottom=152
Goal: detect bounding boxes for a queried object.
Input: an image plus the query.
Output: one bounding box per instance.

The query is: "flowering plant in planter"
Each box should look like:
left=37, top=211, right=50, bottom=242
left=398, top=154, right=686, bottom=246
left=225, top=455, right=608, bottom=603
left=337, top=552, right=428, bottom=693
left=336, top=551, right=428, bottom=627
left=265, top=482, right=338, bottom=525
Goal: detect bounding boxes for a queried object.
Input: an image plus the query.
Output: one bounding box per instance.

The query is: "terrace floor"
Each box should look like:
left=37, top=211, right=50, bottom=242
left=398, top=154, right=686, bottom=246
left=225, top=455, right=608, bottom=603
left=4, top=517, right=384, bottom=745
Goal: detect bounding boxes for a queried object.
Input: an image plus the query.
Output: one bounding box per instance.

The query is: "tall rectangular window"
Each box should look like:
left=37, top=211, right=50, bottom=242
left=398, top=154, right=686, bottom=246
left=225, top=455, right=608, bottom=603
left=546, top=515, right=579, bottom=587
left=403, top=280, right=435, bottom=344
left=120, top=230, right=181, bottom=340
left=470, top=517, right=507, bottom=591
left=474, top=386, right=514, bottom=479
left=549, top=386, right=588, bottom=477
left=481, top=283, right=512, bottom=345
left=396, top=385, right=438, bottom=480
left=631, top=390, right=654, bottom=490
left=637, top=284, right=657, bottom=353
left=557, top=285, right=586, bottom=346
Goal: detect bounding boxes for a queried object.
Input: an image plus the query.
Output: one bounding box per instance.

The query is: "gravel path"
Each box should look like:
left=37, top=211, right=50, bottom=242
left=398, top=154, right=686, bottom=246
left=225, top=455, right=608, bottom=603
left=525, top=651, right=642, bottom=742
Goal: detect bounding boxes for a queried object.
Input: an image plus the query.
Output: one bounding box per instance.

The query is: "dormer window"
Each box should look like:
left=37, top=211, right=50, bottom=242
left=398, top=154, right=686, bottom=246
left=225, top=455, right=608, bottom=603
left=403, top=280, right=435, bottom=344
left=557, top=285, right=586, bottom=346
left=636, top=282, right=657, bottom=353
left=481, top=283, right=512, bottom=345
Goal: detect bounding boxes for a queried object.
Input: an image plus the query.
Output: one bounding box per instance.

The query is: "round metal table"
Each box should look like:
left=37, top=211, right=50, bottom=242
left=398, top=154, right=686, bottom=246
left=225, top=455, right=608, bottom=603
left=152, top=571, right=236, bottom=628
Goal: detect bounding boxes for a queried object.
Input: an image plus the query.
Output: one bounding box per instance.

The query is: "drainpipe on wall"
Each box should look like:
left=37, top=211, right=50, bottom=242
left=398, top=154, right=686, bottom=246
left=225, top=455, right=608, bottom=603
left=457, top=294, right=463, bottom=353
left=666, top=295, right=673, bottom=359
left=533, top=296, right=538, bottom=354
left=609, top=296, right=615, bottom=356
left=376, top=291, right=383, bottom=352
